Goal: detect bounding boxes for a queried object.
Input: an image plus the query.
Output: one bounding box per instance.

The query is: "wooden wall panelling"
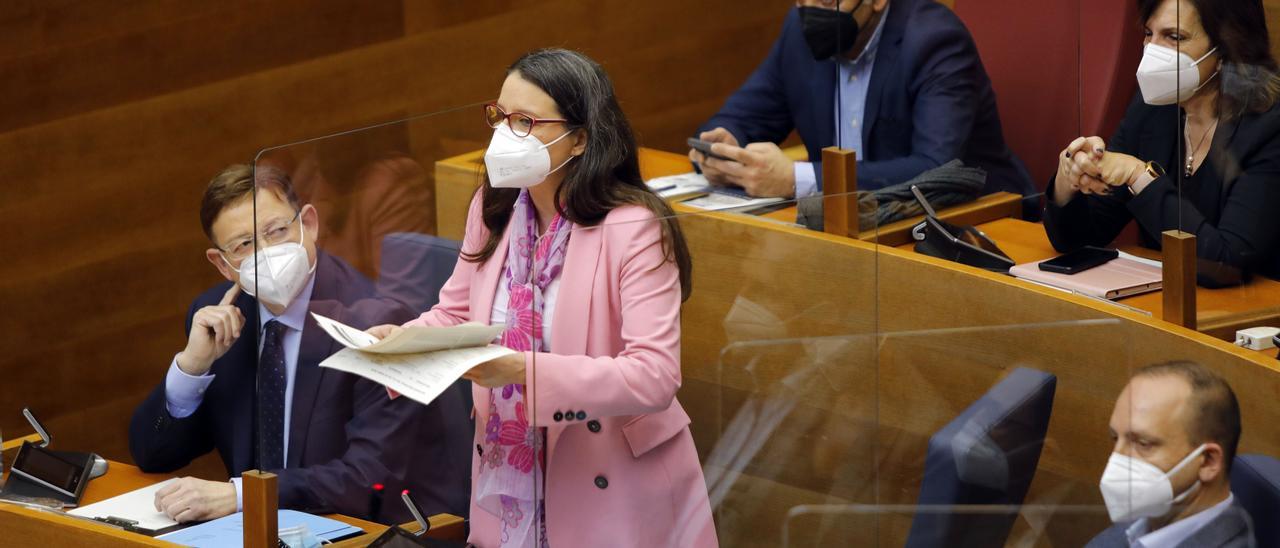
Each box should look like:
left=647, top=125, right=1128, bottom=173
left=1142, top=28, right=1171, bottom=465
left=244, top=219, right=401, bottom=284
left=0, top=0, right=790, bottom=482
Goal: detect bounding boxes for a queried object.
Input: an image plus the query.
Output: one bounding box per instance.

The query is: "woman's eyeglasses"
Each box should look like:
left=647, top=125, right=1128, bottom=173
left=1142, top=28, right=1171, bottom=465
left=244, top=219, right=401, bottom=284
left=484, top=103, right=567, bottom=138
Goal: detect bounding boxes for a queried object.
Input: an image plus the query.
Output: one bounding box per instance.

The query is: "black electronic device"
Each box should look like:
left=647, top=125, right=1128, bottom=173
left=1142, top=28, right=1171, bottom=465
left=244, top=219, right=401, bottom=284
left=1038, top=246, right=1119, bottom=275
left=910, top=185, right=1014, bottom=272
left=4, top=441, right=94, bottom=506
left=687, top=137, right=737, bottom=162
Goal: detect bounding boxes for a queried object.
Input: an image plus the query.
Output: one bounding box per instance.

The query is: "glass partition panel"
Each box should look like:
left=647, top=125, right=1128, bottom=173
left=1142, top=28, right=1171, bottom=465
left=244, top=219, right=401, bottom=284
left=250, top=105, right=491, bottom=525
left=516, top=154, right=881, bottom=546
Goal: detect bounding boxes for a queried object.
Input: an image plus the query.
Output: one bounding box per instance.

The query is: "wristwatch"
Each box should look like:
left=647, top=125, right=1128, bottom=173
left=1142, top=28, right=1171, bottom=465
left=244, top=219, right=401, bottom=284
left=1144, top=161, right=1166, bottom=179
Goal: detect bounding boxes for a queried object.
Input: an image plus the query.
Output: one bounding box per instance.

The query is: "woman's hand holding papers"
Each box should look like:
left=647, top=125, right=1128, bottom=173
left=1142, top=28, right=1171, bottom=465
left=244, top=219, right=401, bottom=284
left=462, top=353, right=526, bottom=388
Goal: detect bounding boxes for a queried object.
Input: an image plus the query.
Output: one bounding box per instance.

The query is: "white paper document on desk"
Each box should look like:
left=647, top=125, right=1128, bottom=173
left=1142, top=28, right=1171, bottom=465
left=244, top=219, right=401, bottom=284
left=312, top=313, right=514, bottom=405
left=67, top=478, right=179, bottom=532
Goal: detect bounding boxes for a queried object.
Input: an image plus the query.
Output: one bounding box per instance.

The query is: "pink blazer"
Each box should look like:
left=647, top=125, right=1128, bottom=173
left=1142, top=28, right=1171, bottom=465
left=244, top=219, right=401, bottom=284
left=406, top=194, right=717, bottom=547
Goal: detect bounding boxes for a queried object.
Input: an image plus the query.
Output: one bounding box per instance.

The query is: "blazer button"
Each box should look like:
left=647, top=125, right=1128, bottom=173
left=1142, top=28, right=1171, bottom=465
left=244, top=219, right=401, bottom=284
left=594, top=475, right=609, bottom=489
left=564, top=410, right=575, bottom=421
left=575, top=411, right=586, bottom=421
left=587, top=420, right=601, bottom=433
left=553, top=411, right=564, bottom=422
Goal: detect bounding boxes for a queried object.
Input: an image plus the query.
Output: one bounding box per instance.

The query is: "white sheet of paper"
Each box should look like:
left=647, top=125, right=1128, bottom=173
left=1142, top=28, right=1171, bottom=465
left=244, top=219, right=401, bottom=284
left=647, top=172, right=712, bottom=198
left=320, top=345, right=516, bottom=406
left=310, top=313, right=505, bottom=355
left=67, top=478, right=179, bottom=532
left=681, top=191, right=786, bottom=212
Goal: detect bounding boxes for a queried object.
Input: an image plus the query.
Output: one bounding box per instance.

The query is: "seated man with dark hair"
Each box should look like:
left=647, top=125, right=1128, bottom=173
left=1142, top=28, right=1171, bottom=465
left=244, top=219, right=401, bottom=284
left=1090, top=361, right=1254, bottom=547
left=690, top=0, right=1036, bottom=223
left=129, top=165, right=471, bottom=524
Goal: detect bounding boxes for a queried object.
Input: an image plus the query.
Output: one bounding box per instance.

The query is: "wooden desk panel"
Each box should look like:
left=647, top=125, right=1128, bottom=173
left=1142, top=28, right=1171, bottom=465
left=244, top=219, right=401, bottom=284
left=946, top=217, right=1280, bottom=342
left=0, top=458, right=463, bottom=546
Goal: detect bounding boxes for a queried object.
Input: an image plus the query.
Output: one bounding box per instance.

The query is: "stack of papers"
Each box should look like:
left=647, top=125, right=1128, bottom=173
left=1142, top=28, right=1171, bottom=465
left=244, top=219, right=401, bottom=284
left=647, top=173, right=787, bottom=212
left=68, top=478, right=181, bottom=533
left=313, top=313, right=514, bottom=406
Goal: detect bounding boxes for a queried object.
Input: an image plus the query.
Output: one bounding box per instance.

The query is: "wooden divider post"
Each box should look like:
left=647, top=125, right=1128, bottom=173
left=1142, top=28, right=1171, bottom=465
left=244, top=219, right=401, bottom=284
left=821, top=147, right=858, bottom=237
left=242, top=470, right=278, bottom=548
left=1162, top=230, right=1197, bottom=329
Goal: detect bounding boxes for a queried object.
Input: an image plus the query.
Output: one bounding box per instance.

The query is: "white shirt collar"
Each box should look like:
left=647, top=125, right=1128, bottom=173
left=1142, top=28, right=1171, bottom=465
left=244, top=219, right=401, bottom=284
left=1125, top=493, right=1235, bottom=548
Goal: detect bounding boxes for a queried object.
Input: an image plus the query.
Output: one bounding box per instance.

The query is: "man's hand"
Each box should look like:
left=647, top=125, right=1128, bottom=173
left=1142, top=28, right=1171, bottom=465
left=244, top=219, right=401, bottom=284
left=154, top=477, right=237, bottom=523
left=177, top=285, right=244, bottom=376
left=688, top=128, right=740, bottom=187
left=701, top=141, right=797, bottom=198
left=463, top=353, right=526, bottom=388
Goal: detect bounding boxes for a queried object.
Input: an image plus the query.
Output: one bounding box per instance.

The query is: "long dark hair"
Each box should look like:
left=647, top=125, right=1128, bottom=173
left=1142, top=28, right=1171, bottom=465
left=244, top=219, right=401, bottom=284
left=1138, top=0, right=1280, bottom=116
left=463, top=48, right=693, bottom=301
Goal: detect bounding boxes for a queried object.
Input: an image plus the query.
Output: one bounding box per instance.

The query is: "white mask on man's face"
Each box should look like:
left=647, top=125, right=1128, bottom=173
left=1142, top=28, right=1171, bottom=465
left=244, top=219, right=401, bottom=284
left=226, top=222, right=315, bottom=309
left=1098, top=444, right=1207, bottom=523
left=483, top=123, right=575, bottom=189
left=1136, top=43, right=1219, bottom=105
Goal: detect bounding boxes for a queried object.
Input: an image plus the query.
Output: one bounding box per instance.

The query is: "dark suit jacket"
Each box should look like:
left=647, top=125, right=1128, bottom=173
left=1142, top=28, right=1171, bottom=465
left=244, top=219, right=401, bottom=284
left=1044, top=96, right=1280, bottom=286
left=129, top=252, right=473, bottom=523
left=699, top=0, right=1035, bottom=199
left=1085, top=502, right=1256, bottom=548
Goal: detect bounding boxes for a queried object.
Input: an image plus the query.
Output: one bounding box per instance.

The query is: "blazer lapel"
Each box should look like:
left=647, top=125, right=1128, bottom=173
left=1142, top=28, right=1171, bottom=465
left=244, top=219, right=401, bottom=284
left=541, top=222, right=603, bottom=457
left=811, top=61, right=838, bottom=153
left=472, top=223, right=513, bottom=420
left=862, top=6, right=906, bottom=147
left=286, top=258, right=341, bottom=468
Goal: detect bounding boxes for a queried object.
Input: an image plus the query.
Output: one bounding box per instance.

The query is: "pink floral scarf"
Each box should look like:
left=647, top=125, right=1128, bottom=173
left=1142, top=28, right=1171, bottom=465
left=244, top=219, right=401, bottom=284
left=476, top=189, right=570, bottom=548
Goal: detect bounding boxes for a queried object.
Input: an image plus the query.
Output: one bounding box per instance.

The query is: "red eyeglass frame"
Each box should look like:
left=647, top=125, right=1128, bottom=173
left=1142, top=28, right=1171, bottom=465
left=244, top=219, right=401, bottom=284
left=484, top=102, right=568, bottom=137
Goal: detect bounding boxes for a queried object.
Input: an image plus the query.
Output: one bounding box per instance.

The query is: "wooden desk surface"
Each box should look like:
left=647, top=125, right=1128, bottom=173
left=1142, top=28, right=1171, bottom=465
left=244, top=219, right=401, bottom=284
left=1, top=459, right=463, bottom=546
left=906, top=217, right=1280, bottom=344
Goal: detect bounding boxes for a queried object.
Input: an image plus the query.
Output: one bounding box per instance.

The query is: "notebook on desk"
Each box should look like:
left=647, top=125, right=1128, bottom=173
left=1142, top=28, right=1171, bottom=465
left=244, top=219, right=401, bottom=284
left=1010, top=255, right=1162, bottom=300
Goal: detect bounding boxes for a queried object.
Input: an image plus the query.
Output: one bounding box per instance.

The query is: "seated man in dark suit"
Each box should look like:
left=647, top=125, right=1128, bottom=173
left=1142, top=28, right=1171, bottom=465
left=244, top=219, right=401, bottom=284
left=1089, top=361, right=1254, bottom=547
left=691, top=0, right=1035, bottom=220
left=129, top=165, right=471, bottom=524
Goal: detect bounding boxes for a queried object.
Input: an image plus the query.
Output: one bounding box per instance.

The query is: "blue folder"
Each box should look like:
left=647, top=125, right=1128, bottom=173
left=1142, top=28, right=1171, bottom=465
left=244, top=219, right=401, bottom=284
left=156, top=509, right=363, bottom=547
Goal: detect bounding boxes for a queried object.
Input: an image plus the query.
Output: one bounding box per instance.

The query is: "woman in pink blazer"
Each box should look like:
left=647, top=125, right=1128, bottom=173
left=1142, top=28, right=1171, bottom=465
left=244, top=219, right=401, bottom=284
left=372, top=49, right=716, bottom=547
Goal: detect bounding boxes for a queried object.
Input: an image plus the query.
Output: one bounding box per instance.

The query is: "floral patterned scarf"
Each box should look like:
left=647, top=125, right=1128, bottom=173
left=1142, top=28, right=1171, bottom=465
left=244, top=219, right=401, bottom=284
left=475, top=189, right=570, bottom=548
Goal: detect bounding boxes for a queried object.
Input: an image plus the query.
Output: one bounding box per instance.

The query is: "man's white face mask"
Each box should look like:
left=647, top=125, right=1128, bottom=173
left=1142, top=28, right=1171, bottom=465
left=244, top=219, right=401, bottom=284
left=226, top=221, right=314, bottom=309
left=1098, top=444, right=1207, bottom=523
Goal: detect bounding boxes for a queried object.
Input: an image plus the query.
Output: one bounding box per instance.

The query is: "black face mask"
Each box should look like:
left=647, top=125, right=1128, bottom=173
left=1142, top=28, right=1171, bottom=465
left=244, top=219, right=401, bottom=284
left=798, top=4, right=863, bottom=61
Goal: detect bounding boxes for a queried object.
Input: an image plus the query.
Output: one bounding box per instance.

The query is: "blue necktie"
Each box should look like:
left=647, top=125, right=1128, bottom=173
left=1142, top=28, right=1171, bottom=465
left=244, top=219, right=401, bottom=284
left=258, top=319, right=288, bottom=471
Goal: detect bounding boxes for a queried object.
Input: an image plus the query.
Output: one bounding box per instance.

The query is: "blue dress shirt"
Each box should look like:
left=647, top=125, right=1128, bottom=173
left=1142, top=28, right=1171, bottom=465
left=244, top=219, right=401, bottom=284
left=163, top=273, right=317, bottom=509
left=794, top=4, right=891, bottom=198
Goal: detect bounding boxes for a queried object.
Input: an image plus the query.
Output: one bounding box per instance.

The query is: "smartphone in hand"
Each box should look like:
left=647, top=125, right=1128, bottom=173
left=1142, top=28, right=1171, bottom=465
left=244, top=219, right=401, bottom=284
left=687, top=137, right=737, bottom=162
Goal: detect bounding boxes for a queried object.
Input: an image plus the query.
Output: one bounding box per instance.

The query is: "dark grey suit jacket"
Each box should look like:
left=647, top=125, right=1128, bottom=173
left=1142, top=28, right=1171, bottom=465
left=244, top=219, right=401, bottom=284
left=1085, top=503, right=1256, bottom=548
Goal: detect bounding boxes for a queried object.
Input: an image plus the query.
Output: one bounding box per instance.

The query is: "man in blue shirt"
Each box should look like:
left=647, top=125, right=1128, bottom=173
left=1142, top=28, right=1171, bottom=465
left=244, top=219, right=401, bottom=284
left=692, top=0, right=1035, bottom=215
left=129, top=165, right=471, bottom=524
left=1088, top=361, right=1253, bottom=547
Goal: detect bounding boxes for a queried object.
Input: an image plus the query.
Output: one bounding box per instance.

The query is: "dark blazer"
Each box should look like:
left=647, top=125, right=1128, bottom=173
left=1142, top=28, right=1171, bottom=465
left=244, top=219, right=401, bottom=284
left=1044, top=95, right=1280, bottom=287
left=699, top=0, right=1035, bottom=198
left=129, top=252, right=473, bottom=523
left=1084, top=502, right=1256, bottom=548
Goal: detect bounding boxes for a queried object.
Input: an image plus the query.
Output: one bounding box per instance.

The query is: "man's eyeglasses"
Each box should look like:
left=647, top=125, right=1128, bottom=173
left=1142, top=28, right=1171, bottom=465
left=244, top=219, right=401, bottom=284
left=219, top=210, right=301, bottom=262
left=484, top=103, right=567, bottom=138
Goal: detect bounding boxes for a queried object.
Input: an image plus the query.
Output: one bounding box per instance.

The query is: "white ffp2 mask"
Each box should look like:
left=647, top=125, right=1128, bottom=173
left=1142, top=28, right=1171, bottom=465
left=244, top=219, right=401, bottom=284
left=1136, top=43, right=1219, bottom=106
left=228, top=222, right=315, bottom=309
left=483, top=123, right=574, bottom=189
left=1098, top=444, right=1207, bottom=523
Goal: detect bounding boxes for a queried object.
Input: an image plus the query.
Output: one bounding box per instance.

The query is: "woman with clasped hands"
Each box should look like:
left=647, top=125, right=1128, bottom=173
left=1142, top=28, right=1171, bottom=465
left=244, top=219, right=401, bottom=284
left=368, top=49, right=716, bottom=548
left=1046, top=0, right=1280, bottom=286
